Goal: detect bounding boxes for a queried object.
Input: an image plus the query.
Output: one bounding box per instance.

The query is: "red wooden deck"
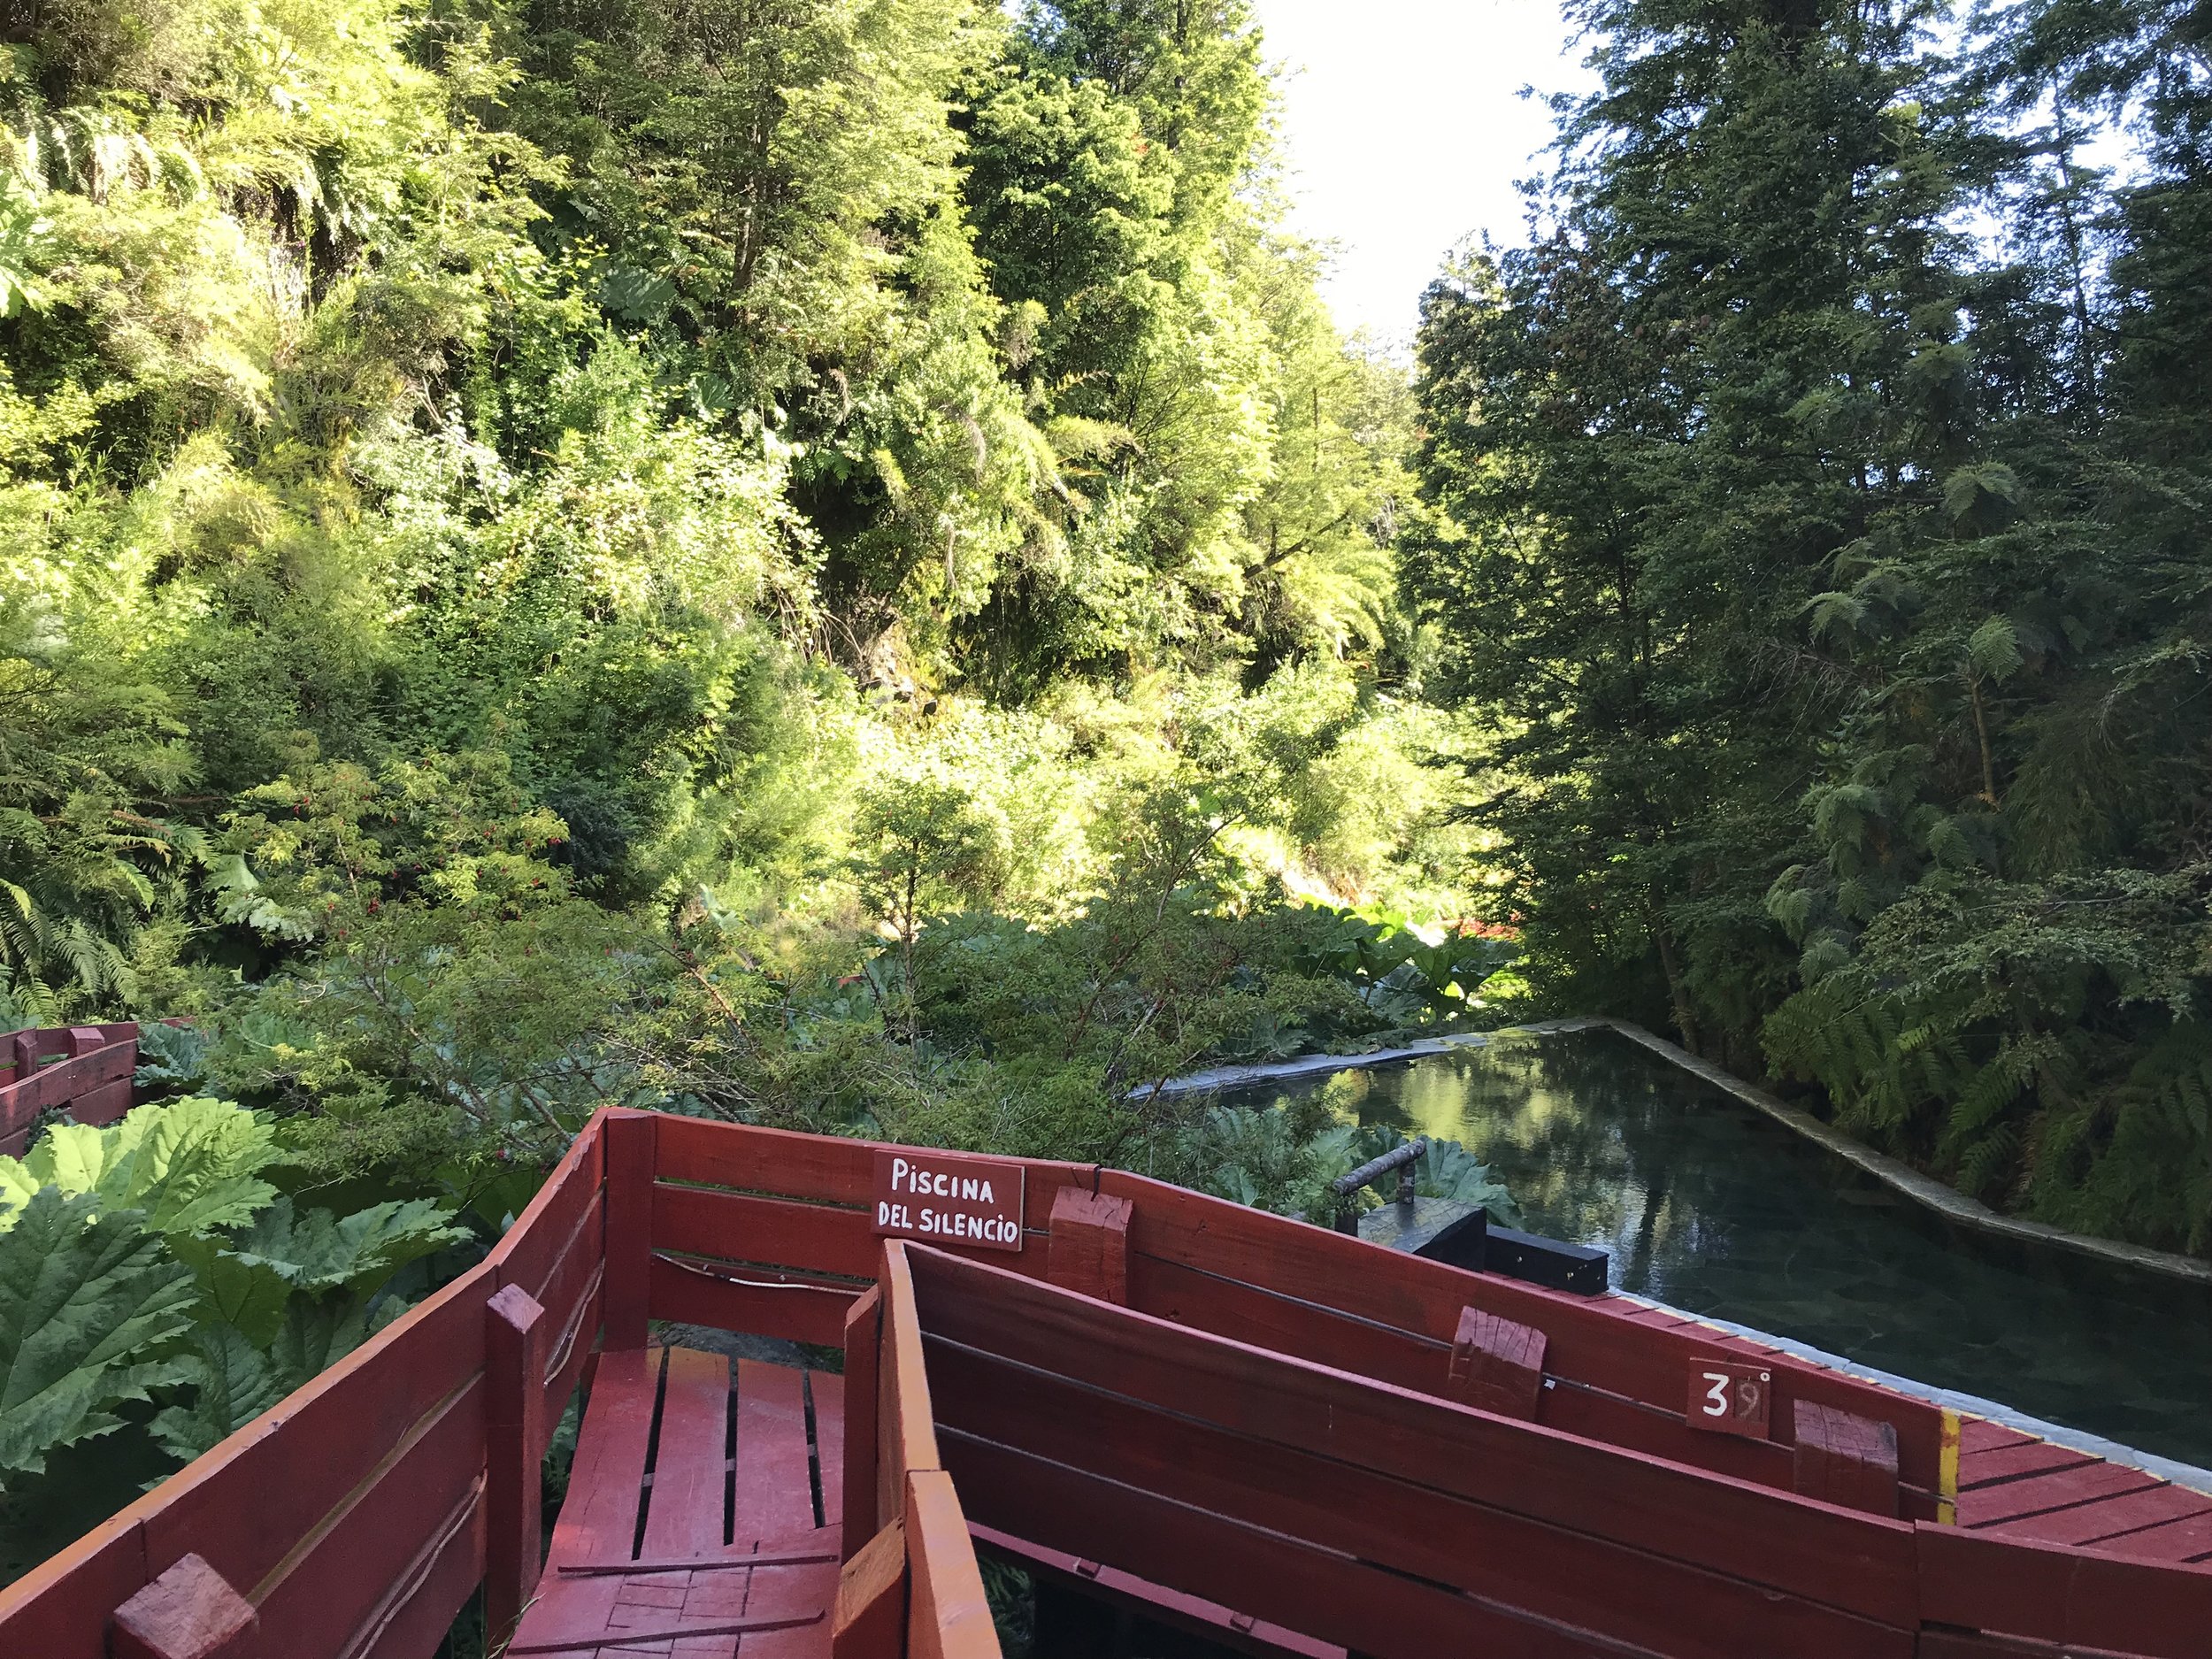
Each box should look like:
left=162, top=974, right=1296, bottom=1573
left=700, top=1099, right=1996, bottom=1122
left=4, top=1093, right=2210, bottom=1659
left=510, top=1348, right=844, bottom=1657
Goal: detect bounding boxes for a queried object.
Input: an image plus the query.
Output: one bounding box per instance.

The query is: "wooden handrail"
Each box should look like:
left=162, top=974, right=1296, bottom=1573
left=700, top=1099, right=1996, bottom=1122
left=0, top=1021, right=137, bottom=1155
left=0, top=1110, right=610, bottom=1659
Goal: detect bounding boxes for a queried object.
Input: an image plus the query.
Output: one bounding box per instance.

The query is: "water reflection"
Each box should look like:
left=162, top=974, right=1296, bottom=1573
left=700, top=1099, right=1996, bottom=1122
left=1221, top=1030, right=2212, bottom=1467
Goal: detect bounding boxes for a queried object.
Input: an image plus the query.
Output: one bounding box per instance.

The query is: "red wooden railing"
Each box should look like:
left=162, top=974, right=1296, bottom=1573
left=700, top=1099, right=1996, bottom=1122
left=0, top=1021, right=136, bottom=1155
left=3, top=1100, right=2208, bottom=1659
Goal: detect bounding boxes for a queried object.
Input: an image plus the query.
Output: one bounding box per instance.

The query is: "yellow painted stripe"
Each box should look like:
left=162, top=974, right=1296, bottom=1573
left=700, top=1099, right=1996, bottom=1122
left=1938, top=1409, right=1962, bottom=1526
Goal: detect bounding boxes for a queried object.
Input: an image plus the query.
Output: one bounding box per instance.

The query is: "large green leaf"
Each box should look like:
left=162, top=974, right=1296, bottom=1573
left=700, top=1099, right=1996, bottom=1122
left=148, top=1325, right=281, bottom=1464
left=223, top=1197, right=470, bottom=1296
left=0, top=1098, right=279, bottom=1240
left=0, top=1190, right=197, bottom=1487
left=175, top=1197, right=467, bottom=1347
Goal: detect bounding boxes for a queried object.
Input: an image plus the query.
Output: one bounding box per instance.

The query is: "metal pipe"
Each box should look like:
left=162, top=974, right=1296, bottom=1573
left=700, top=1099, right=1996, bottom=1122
left=1328, top=1137, right=1429, bottom=1201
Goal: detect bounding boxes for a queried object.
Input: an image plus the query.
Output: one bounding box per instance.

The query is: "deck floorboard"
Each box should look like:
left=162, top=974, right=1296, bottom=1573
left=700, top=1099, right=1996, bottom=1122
left=511, top=1348, right=841, bottom=1659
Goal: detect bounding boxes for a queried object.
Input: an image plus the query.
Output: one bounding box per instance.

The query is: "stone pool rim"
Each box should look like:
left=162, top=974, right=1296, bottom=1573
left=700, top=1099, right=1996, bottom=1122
left=1153, top=1014, right=2212, bottom=1289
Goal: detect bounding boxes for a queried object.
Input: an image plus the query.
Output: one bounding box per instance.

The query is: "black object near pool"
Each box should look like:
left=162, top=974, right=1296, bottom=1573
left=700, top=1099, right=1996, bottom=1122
left=1218, top=1026, right=2212, bottom=1470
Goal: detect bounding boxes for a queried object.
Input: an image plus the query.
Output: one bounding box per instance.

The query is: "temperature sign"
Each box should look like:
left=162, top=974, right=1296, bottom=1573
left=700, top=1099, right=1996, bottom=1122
left=1686, top=1361, right=1772, bottom=1439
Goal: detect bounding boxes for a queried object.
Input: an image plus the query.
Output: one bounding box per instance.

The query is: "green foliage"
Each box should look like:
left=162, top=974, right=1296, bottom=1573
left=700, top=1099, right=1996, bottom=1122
left=0, top=1100, right=469, bottom=1495
left=0, top=1190, right=196, bottom=1488
left=1407, top=0, right=2212, bottom=1255
left=1178, top=1104, right=1359, bottom=1218
left=0, top=1097, right=278, bottom=1239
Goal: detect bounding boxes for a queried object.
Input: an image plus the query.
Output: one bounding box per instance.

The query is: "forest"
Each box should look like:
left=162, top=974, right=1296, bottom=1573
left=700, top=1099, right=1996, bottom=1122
left=2, top=0, right=2210, bottom=1548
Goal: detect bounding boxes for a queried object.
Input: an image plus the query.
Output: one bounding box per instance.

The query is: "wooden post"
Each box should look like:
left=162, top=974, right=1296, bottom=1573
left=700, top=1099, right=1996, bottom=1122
left=111, top=1554, right=257, bottom=1659
left=603, top=1110, right=657, bottom=1350
left=1048, top=1187, right=1133, bottom=1305
left=1793, top=1400, right=1899, bottom=1517
left=831, top=1518, right=906, bottom=1659
left=1447, top=1307, right=1547, bottom=1421
left=841, top=1285, right=884, bottom=1563
left=486, top=1283, right=550, bottom=1643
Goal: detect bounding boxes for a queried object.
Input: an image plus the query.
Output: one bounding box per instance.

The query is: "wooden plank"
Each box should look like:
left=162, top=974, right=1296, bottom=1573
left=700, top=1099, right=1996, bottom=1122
left=137, top=1264, right=493, bottom=1598
left=486, top=1284, right=551, bottom=1641
left=2064, top=1548, right=2212, bottom=1658
left=530, top=1191, right=604, bottom=1348
left=643, top=1348, right=734, bottom=1557
left=971, top=1523, right=1345, bottom=1659
left=1132, top=1233, right=1798, bottom=1491
left=907, top=1245, right=1923, bottom=1628
left=1916, top=1524, right=2073, bottom=1641
left=648, top=1253, right=859, bottom=1347
left=1913, top=1633, right=2062, bottom=1658
left=812, top=1368, right=847, bottom=1534
left=2088, top=1509, right=2212, bottom=1564
left=654, top=1182, right=880, bottom=1279
left=543, top=1272, right=603, bottom=1437
left=1958, top=1440, right=2095, bottom=1490
left=356, top=1483, right=487, bottom=1659
left=841, top=1287, right=884, bottom=1557
left=1540, top=1374, right=1799, bottom=1489
left=925, top=1339, right=1914, bottom=1659
left=518, top=1348, right=661, bottom=1652
left=735, top=1359, right=819, bottom=1540
left=1993, top=1481, right=2212, bottom=1548
left=1960, top=1419, right=2036, bottom=1455
left=903, top=1470, right=998, bottom=1659
left=879, top=1243, right=941, bottom=1525
left=252, top=1374, right=487, bottom=1657
left=0, top=1507, right=147, bottom=1659
left=603, top=1110, right=657, bottom=1349
left=72, top=1077, right=131, bottom=1126
left=487, top=1121, right=604, bottom=1305
left=943, top=1429, right=1664, bottom=1659
left=1908, top=1523, right=2212, bottom=1655
left=1103, top=1170, right=1947, bottom=1491
left=833, top=1519, right=906, bottom=1659
left=1962, top=1461, right=2161, bottom=1527
left=657, top=1115, right=880, bottom=1205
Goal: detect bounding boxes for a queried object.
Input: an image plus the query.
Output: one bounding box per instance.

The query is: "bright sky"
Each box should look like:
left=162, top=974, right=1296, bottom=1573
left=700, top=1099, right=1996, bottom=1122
left=1251, top=1, right=1598, bottom=349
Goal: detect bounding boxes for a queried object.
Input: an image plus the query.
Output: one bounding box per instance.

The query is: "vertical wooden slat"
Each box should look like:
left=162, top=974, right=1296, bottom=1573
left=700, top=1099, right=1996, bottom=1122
left=603, top=1110, right=656, bottom=1350
left=904, top=1470, right=998, bottom=1659
left=485, top=1284, right=549, bottom=1645
left=842, top=1286, right=884, bottom=1561
left=833, top=1519, right=907, bottom=1659
left=878, top=1242, right=939, bottom=1531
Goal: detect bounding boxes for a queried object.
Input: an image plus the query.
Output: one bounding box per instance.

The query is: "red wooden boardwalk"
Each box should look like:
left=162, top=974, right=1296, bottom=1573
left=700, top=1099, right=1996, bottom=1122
left=4, top=1093, right=2209, bottom=1659
left=1955, top=1417, right=2212, bottom=1559
left=511, top=1349, right=845, bottom=1656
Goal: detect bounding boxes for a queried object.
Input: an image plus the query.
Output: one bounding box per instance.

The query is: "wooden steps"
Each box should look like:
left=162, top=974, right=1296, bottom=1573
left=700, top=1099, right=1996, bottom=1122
left=511, top=1348, right=843, bottom=1657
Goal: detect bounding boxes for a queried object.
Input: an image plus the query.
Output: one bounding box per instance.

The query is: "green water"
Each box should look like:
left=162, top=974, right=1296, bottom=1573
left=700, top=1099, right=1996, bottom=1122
left=1222, top=1029, right=2212, bottom=1469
